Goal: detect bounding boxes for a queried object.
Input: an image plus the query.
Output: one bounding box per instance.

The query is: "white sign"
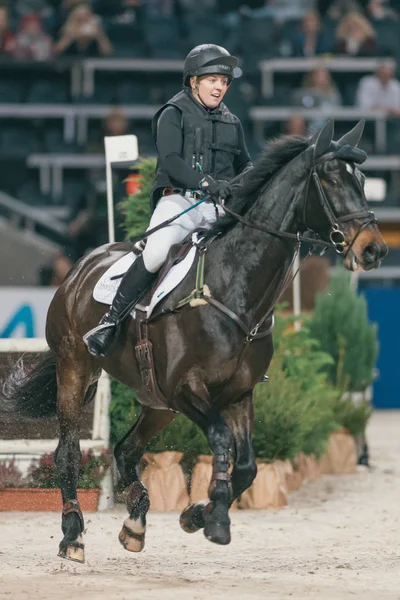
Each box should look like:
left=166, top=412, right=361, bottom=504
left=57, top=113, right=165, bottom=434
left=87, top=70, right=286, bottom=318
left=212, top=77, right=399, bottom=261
left=365, top=177, right=386, bottom=202
left=0, top=287, right=56, bottom=338
left=104, top=134, right=139, bottom=244
left=104, top=135, right=138, bottom=164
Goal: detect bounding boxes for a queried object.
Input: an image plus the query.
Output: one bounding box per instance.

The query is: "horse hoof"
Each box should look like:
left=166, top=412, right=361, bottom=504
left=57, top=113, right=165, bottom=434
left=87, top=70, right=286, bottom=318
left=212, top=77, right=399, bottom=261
left=204, top=520, right=231, bottom=545
left=119, top=522, right=145, bottom=552
left=179, top=502, right=206, bottom=534
left=58, top=543, right=85, bottom=564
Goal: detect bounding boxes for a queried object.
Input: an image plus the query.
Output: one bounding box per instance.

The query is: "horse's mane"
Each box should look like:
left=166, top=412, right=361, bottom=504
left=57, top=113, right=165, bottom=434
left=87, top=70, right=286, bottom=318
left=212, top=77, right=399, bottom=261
left=204, top=134, right=310, bottom=239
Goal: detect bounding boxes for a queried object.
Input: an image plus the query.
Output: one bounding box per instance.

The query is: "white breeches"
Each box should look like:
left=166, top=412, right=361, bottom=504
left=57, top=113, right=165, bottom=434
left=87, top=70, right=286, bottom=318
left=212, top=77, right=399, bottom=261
left=142, top=192, right=223, bottom=273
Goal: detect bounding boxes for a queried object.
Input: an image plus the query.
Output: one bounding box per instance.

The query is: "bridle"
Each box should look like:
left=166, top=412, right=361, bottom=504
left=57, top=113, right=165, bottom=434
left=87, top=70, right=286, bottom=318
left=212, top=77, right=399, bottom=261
left=222, top=149, right=377, bottom=258
left=305, top=152, right=377, bottom=257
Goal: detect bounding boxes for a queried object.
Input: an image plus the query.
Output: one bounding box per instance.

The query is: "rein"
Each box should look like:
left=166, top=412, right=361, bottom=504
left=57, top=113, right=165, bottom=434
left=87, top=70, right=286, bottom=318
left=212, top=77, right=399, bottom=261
left=221, top=161, right=377, bottom=257
left=152, top=155, right=377, bottom=345
left=221, top=202, right=331, bottom=250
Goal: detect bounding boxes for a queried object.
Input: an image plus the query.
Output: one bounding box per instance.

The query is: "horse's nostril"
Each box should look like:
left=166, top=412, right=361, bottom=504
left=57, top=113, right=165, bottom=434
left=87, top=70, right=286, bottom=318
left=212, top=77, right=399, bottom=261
left=363, top=243, right=379, bottom=264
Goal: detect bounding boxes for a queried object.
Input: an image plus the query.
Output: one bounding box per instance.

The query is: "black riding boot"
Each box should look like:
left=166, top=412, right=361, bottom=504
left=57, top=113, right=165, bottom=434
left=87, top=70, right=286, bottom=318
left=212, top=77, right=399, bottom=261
left=83, top=255, right=156, bottom=357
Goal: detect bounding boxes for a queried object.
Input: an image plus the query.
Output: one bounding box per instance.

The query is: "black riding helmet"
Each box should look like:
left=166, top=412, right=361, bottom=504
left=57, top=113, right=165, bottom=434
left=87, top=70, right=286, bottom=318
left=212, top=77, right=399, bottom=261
left=183, top=44, right=239, bottom=86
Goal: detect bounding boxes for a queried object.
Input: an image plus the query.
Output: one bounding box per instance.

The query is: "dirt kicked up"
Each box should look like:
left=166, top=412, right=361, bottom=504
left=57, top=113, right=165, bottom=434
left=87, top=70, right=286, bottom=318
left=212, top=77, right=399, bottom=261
left=1, top=411, right=400, bottom=600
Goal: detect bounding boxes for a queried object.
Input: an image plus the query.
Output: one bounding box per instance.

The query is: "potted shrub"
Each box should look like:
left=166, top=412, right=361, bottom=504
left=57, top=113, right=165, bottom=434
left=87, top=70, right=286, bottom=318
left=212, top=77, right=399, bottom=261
left=0, top=449, right=111, bottom=512
left=308, top=271, right=378, bottom=463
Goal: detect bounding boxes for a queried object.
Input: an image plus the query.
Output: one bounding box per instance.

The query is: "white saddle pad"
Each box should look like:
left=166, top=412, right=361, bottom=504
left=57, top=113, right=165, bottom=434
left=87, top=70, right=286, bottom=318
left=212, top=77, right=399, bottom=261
left=93, top=245, right=197, bottom=319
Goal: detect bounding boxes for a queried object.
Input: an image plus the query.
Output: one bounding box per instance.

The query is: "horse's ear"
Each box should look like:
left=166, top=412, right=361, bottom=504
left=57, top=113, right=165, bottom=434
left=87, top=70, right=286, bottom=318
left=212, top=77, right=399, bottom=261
left=336, top=119, right=365, bottom=147
left=313, top=119, right=334, bottom=159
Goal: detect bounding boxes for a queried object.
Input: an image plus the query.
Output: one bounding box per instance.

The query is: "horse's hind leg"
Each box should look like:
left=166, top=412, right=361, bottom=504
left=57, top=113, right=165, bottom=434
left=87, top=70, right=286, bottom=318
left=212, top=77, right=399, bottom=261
left=180, top=393, right=256, bottom=537
left=55, top=347, right=96, bottom=563
left=114, top=405, right=175, bottom=552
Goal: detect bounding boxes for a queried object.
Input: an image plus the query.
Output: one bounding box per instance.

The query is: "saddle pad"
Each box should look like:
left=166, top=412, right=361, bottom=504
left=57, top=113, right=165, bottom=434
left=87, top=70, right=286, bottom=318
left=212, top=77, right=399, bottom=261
left=93, top=246, right=197, bottom=319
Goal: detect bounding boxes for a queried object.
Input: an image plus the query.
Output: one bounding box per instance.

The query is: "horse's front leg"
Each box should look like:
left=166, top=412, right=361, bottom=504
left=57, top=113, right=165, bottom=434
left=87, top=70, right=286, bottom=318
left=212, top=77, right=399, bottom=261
left=54, top=353, right=92, bottom=563
left=180, top=393, right=256, bottom=537
left=203, top=418, right=234, bottom=545
left=176, top=369, right=233, bottom=545
left=114, top=405, right=175, bottom=552
left=225, top=393, right=257, bottom=501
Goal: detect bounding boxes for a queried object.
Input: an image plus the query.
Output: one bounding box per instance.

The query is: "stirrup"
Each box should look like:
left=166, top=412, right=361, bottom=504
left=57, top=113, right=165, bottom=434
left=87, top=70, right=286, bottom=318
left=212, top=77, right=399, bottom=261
left=82, top=319, right=120, bottom=357
left=82, top=321, right=116, bottom=343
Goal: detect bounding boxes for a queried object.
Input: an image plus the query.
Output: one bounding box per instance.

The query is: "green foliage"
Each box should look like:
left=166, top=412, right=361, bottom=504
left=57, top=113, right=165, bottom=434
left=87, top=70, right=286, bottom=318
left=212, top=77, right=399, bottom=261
left=109, top=379, right=140, bottom=446
left=110, top=379, right=209, bottom=454
left=118, top=158, right=156, bottom=240
left=147, top=416, right=210, bottom=455
left=332, top=395, right=373, bottom=436
left=308, top=271, right=378, bottom=392
left=252, top=313, right=339, bottom=461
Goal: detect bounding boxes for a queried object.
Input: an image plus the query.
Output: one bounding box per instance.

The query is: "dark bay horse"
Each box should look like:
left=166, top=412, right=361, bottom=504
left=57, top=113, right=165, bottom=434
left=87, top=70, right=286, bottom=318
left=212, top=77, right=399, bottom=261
left=1, top=120, right=387, bottom=563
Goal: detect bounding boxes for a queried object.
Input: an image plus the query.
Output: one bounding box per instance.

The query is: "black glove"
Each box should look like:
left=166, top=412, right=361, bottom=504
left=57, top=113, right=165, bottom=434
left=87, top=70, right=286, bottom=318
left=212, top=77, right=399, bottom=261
left=199, top=176, right=231, bottom=201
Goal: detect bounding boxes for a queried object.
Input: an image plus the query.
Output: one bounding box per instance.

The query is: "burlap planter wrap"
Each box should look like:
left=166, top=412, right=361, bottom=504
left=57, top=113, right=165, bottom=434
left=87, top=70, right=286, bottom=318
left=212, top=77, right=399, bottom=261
left=189, top=455, right=213, bottom=503
left=142, top=452, right=189, bottom=511
left=273, top=459, right=302, bottom=493
left=239, top=463, right=288, bottom=510
left=326, top=428, right=357, bottom=474
left=295, top=453, right=322, bottom=482
left=318, top=452, right=332, bottom=475
left=190, top=455, right=238, bottom=511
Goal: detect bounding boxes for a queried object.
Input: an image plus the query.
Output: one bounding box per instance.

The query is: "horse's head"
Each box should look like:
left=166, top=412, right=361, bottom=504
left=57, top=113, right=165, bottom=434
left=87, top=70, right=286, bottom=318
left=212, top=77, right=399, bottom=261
left=302, top=119, right=388, bottom=271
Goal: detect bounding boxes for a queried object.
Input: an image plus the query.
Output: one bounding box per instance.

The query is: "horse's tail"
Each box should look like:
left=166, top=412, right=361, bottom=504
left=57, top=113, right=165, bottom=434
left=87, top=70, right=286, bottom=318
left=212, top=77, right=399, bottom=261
left=1, top=350, right=58, bottom=418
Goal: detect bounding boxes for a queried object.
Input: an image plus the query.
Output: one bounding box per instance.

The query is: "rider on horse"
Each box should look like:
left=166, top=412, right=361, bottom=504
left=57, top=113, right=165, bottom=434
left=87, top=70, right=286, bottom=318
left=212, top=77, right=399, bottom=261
left=83, top=44, right=253, bottom=357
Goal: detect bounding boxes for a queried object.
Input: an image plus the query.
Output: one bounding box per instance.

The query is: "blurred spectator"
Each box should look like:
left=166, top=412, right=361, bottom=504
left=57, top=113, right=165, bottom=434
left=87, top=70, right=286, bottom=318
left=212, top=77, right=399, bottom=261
left=292, top=68, right=342, bottom=109
left=240, top=0, right=316, bottom=23
left=333, top=11, right=378, bottom=56
left=54, top=3, right=113, bottom=57
left=282, top=114, right=308, bottom=136
left=0, top=7, right=16, bottom=55
left=292, top=67, right=342, bottom=129
left=13, top=0, right=54, bottom=20
left=292, top=11, right=332, bottom=57
left=38, top=253, right=73, bottom=286
left=144, top=0, right=177, bottom=19
left=66, top=166, right=127, bottom=260
left=356, top=61, right=400, bottom=115
left=85, top=107, right=130, bottom=153
left=367, top=0, right=398, bottom=21
left=324, top=0, right=363, bottom=21
left=65, top=107, right=131, bottom=259
left=62, top=0, right=91, bottom=10
left=12, top=13, right=53, bottom=60
left=92, top=0, right=142, bottom=23
left=179, top=0, right=216, bottom=18
left=66, top=192, right=97, bottom=261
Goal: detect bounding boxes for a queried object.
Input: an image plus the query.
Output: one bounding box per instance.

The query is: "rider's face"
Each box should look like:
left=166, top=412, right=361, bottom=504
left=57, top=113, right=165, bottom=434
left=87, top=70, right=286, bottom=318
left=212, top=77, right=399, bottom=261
left=191, top=75, right=229, bottom=108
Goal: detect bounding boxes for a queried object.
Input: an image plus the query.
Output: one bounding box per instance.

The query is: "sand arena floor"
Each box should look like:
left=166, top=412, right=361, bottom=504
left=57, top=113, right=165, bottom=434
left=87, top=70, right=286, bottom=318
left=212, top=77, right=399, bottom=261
left=1, top=411, right=400, bottom=600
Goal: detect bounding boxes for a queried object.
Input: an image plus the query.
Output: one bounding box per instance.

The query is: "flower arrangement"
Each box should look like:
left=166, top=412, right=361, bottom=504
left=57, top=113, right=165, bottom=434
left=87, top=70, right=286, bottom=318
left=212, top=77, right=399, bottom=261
left=0, top=458, right=24, bottom=489
left=0, top=450, right=111, bottom=490
left=28, top=449, right=111, bottom=489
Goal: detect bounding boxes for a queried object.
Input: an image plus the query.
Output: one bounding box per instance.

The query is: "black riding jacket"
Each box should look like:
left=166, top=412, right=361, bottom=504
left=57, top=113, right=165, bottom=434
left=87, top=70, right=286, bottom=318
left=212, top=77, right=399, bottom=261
left=150, top=88, right=252, bottom=211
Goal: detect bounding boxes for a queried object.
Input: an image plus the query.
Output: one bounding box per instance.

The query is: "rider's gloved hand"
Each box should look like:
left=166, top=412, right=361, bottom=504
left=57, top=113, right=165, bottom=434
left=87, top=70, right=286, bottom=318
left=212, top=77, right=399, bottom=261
left=199, top=176, right=231, bottom=202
